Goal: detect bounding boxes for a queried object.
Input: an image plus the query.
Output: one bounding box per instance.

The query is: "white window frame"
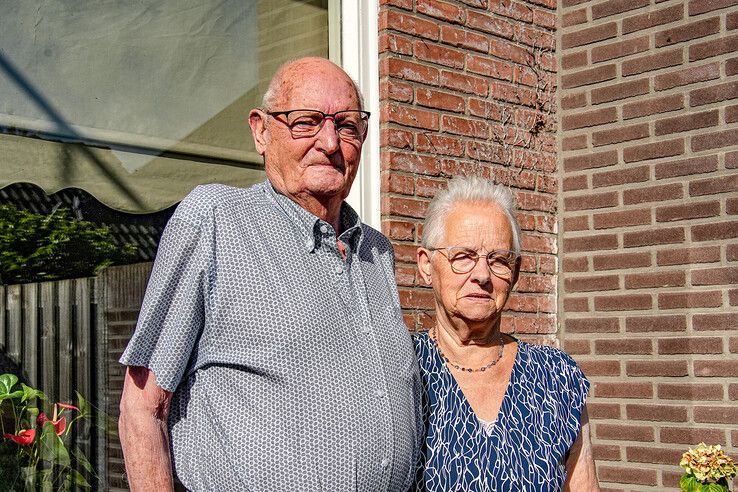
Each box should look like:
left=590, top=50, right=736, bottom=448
left=338, top=0, right=380, bottom=229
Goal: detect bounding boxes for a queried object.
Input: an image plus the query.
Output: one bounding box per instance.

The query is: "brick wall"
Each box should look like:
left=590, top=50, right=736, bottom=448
left=559, top=1, right=738, bottom=490
left=378, top=0, right=560, bottom=343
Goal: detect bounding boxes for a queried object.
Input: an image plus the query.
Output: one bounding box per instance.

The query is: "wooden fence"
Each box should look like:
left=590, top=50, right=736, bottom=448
left=0, top=263, right=153, bottom=490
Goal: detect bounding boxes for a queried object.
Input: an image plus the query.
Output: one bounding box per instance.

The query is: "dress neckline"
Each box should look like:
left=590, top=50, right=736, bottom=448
left=425, top=332, right=522, bottom=435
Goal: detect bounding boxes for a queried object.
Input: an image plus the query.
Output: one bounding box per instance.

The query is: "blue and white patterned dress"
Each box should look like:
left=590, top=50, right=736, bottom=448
left=413, top=332, right=589, bottom=492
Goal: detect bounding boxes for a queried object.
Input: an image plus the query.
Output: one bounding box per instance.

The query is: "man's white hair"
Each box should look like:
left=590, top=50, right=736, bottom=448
left=421, top=176, right=522, bottom=254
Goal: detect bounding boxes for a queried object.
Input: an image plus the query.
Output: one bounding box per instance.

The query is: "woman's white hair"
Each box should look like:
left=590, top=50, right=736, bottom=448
left=421, top=176, right=522, bottom=254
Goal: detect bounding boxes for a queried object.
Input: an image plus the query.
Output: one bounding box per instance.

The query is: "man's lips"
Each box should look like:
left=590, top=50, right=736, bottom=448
left=462, top=293, right=492, bottom=299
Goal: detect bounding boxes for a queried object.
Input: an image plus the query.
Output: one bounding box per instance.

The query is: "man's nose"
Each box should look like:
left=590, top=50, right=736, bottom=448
left=315, top=118, right=341, bottom=154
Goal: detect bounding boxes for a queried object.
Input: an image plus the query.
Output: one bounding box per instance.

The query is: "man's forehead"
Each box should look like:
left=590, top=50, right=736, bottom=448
left=274, top=62, right=360, bottom=108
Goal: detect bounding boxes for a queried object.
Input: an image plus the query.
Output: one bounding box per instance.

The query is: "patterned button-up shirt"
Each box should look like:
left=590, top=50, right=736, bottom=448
left=120, top=181, right=422, bottom=491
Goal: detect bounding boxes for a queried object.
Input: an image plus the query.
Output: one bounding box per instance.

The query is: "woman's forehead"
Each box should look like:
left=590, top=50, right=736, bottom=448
left=442, top=201, right=513, bottom=246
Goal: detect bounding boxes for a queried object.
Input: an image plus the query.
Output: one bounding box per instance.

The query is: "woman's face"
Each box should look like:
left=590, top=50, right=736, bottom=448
left=417, top=201, right=519, bottom=333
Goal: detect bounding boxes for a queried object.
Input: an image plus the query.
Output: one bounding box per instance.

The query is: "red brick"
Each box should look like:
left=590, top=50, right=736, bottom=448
left=380, top=0, right=413, bottom=7
left=594, top=294, right=652, bottom=311
left=561, top=51, right=588, bottom=70
left=561, top=93, right=587, bottom=112
left=627, top=405, right=688, bottom=422
left=598, top=466, right=657, bottom=486
left=730, top=57, right=738, bottom=75
left=416, top=0, right=464, bottom=24
left=623, top=138, right=684, bottom=163
left=415, top=177, right=447, bottom=198
left=660, top=426, right=727, bottom=444
left=626, top=360, right=689, bottom=377
left=588, top=402, right=621, bottom=420
left=383, top=173, right=415, bottom=195
left=415, top=88, right=465, bottom=113
left=730, top=243, right=738, bottom=260
left=441, top=115, right=488, bottom=138
left=656, top=200, right=720, bottom=222
left=692, top=266, right=738, bottom=286
left=382, top=150, right=441, bottom=175
left=596, top=423, right=655, bottom=442
left=467, top=99, right=503, bottom=120
left=384, top=196, right=429, bottom=219
left=579, top=360, right=621, bottom=377
left=655, top=17, right=720, bottom=48
left=654, top=155, right=718, bottom=179
left=591, top=78, right=650, bottom=105
left=623, top=94, right=684, bottom=120
left=563, top=297, right=589, bottom=312
left=489, top=80, right=537, bottom=107
left=382, top=103, right=440, bottom=131
left=398, top=287, right=435, bottom=309
left=624, top=226, right=684, bottom=247
left=592, top=124, right=650, bottom=147
left=594, top=252, right=651, bottom=271
left=655, top=62, right=721, bottom=91
left=467, top=54, right=513, bottom=80
left=729, top=10, right=738, bottom=29
left=622, top=49, right=683, bottom=76
left=594, top=381, right=653, bottom=399
left=561, top=64, right=617, bottom=89
left=393, top=243, right=420, bottom=263
left=383, top=58, right=440, bottom=84
left=415, top=133, right=464, bottom=157
left=656, top=246, right=720, bottom=266
left=626, top=315, right=686, bottom=333
left=488, top=39, right=531, bottom=65
left=690, top=80, right=738, bottom=107
left=382, top=219, right=415, bottom=241
left=562, top=8, right=587, bottom=27
left=534, top=8, right=556, bottom=28
left=689, top=32, right=738, bottom=61
left=465, top=10, right=515, bottom=39
left=381, top=128, right=414, bottom=150
left=563, top=216, right=589, bottom=232
left=414, top=41, right=465, bottom=69
left=379, top=32, right=414, bottom=55
left=592, top=0, right=649, bottom=19
left=658, top=337, right=723, bottom=354
left=623, top=4, right=684, bottom=34
left=563, top=150, right=618, bottom=172
left=625, top=271, right=685, bottom=289
left=692, top=220, right=738, bottom=241
left=689, top=0, right=738, bottom=14
left=694, top=313, right=738, bottom=331
left=592, top=165, right=650, bottom=188
left=564, top=275, right=620, bottom=293
left=381, top=79, right=414, bottom=103
left=504, top=316, right=557, bottom=334
left=658, top=383, right=724, bottom=401
left=564, top=234, right=618, bottom=252
left=658, top=291, right=723, bottom=309
left=626, top=445, right=685, bottom=465
left=563, top=338, right=591, bottom=355
left=592, top=36, right=650, bottom=63
left=565, top=191, right=619, bottom=212
left=655, top=110, right=719, bottom=136
left=562, top=173, right=588, bottom=191
left=727, top=103, right=738, bottom=123
left=440, top=70, right=487, bottom=96
left=562, top=21, right=617, bottom=49
left=625, top=184, right=685, bottom=206
left=566, top=317, right=620, bottom=333
left=440, top=25, right=488, bottom=53
left=381, top=10, right=440, bottom=40
left=694, top=406, right=738, bottom=424
left=593, top=209, right=651, bottom=229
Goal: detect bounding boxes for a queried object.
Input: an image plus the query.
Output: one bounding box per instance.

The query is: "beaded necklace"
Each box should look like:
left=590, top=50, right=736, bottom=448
left=430, top=326, right=504, bottom=373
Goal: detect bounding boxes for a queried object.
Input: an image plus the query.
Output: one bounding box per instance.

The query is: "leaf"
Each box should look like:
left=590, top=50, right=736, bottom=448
left=39, top=424, right=70, bottom=466
left=75, top=391, right=90, bottom=418
left=681, top=474, right=698, bottom=492
left=72, top=446, right=96, bottom=476
left=0, top=374, right=18, bottom=395
left=66, top=469, right=91, bottom=488
left=20, top=383, right=45, bottom=402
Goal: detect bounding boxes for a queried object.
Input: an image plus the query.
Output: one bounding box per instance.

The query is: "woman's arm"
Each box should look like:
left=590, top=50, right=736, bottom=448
left=564, top=406, right=600, bottom=491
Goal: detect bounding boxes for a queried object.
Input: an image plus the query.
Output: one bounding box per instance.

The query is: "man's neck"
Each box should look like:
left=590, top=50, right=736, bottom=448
left=269, top=181, right=343, bottom=233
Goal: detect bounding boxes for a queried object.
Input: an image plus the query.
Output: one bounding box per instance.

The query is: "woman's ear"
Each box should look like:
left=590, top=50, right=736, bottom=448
left=417, top=247, right=433, bottom=285
left=510, top=255, right=522, bottom=290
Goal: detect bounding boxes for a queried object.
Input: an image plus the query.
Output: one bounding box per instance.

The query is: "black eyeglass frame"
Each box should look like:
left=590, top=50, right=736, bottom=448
left=265, top=108, right=371, bottom=141
left=429, top=246, right=520, bottom=277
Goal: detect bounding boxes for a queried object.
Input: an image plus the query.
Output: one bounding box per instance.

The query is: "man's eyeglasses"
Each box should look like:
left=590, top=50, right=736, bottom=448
left=430, top=247, right=519, bottom=278
left=266, top=109, right=370, bottom=142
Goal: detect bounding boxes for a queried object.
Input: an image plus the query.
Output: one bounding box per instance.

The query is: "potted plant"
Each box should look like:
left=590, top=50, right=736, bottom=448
left=680, top=442, right=737, bottom=492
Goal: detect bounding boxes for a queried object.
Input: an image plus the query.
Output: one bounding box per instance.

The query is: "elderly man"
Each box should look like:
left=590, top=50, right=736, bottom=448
left=118, top=57, right=421, bottom=491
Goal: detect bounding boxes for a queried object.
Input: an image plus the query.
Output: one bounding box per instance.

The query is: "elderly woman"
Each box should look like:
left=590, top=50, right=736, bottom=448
left=413, top=177, right=599, bottom=491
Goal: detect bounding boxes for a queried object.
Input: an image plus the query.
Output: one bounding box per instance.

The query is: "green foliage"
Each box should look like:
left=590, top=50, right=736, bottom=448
left=0, top=374, right=95, bottom=491
left=0, top=204, right=138, bottom=284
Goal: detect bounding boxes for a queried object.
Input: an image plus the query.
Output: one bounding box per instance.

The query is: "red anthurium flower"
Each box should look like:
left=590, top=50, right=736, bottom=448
left=37, top=412, right=67, bottom=436
left=4, top=429, right=36, bottom=445
left=57, top=403, right=80, bottom=412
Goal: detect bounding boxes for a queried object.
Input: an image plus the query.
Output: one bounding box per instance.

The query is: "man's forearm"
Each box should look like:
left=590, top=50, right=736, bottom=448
left=119, top=409, right=175, bottom=491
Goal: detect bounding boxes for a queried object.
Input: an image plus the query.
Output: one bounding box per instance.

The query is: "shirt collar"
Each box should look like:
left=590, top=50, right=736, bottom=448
left=264, top=180, right=363, bottom=253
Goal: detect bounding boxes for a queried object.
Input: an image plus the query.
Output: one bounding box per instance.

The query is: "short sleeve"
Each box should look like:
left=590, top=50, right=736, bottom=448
left=119, top=216, right=210, bottom=392
left=558, top=350, right=590, bottom=431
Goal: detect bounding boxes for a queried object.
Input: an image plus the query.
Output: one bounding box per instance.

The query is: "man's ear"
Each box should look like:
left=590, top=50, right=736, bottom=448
left=417, top=247, right=433, bottom=286
left=248, top=109, right=268, bottom=156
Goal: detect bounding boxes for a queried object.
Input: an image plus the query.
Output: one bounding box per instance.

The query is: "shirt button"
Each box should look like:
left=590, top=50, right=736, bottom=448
left=335, top=265, right=344, bottom=274
left=380, top=458, right=390, bottom=468
left=320, top=224, right=328, bottom=234
left=374, top=389, right=386, bottom=398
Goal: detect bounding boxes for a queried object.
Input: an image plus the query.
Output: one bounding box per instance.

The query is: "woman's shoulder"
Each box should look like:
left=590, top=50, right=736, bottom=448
left=517, top=340, right=583, bottom=377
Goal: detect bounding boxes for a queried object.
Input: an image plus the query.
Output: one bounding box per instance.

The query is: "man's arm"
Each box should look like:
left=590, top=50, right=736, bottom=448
left=564, top=406, right=600, bottom=491
left=119, top=365, right=175, bottom=491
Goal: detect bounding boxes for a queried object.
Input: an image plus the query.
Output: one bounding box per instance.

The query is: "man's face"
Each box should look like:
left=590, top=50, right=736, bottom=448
left=250, top=61, right=364, bottom=204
